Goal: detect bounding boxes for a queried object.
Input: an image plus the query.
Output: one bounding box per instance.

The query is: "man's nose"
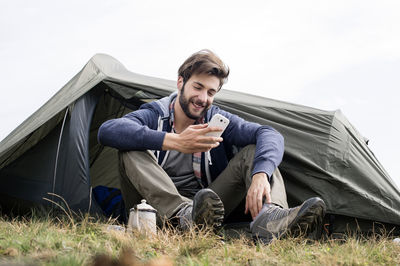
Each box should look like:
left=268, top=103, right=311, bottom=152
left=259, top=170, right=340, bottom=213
left=198, top=90, right=207, bottom=102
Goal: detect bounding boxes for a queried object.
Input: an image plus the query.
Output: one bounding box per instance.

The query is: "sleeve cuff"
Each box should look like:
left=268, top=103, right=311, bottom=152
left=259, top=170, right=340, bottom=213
left=252, top=161, right=276, bottom=182
left=142, top=130, right=166, bottom=150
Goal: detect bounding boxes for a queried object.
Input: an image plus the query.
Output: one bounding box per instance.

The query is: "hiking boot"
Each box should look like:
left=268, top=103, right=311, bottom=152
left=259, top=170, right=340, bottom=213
left=251, top=197, right=326, bottom=244
left=176, top=188, right=224, bottom=230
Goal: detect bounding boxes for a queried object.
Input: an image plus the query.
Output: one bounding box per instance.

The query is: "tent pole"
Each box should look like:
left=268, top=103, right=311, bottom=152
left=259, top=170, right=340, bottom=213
left=88, top=186, right=93, bottom=212
left=52, top=108, right=69, bottom=195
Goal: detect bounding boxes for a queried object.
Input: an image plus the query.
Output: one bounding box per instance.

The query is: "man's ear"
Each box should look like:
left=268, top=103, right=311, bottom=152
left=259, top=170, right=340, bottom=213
left=177, top=76, right=184, bottom=91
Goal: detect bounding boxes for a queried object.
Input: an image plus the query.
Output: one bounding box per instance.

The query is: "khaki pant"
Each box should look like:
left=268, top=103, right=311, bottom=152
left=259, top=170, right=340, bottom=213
left=119, top=145, right=288, bottom=219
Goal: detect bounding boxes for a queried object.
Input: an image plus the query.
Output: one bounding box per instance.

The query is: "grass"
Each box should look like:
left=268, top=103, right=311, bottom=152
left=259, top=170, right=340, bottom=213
left=0, top=212, right=399, bottom=265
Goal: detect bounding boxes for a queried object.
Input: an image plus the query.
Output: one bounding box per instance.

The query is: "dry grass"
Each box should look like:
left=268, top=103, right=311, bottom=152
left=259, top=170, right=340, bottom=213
left=0, top=212, right=399, bottom=265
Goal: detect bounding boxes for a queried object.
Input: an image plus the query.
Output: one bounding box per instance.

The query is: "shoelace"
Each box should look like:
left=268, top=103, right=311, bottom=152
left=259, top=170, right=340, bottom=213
left=263, top=204, right=291, bottom=221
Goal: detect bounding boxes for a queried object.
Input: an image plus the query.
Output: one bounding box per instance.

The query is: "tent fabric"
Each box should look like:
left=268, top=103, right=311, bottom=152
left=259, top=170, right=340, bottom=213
left=0, top=54, right=399, bottom=232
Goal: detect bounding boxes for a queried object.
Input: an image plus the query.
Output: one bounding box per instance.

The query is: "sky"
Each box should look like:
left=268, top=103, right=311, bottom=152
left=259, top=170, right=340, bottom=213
left=1, top=0, right=399, bottom=187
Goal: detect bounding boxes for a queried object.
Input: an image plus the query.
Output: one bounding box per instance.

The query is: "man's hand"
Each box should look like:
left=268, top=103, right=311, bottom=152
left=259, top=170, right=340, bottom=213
left=162, top=124, right=223, bottom=153
left=245, top=173, right=271, bottom=219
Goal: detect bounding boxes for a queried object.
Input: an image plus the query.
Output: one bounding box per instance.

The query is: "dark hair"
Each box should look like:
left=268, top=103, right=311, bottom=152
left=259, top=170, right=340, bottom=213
left=178, top=49, right=230, bottom=90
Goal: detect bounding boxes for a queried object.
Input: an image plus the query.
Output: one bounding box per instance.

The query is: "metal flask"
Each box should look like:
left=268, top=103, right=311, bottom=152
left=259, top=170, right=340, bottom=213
left=128, top=199, right=157, bottom=235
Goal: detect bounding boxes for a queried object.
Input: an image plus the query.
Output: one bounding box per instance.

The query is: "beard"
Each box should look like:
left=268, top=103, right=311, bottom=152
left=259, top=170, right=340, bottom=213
left=179, top=84, right=210, bottom=120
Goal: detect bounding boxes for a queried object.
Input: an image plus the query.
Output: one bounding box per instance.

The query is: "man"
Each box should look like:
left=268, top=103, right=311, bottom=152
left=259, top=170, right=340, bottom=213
left=98, top=49, right=326, bottom=243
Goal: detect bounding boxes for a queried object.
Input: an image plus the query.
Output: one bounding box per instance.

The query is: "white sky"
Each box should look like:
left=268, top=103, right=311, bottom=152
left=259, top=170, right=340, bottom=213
left=1, top=0, right=399, bottom=187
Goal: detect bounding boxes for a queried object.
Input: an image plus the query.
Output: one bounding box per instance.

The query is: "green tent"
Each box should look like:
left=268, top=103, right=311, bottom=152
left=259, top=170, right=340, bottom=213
left=0, top=54, right=399, bottom=235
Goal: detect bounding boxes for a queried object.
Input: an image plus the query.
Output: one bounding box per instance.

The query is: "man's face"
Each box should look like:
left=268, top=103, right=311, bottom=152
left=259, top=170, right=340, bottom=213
left=177, top=73, right=220, bottom=120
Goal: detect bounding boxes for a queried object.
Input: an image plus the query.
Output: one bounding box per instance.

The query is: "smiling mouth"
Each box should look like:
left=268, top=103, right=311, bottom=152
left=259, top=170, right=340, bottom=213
left=191, top=101, right=205, bottom=110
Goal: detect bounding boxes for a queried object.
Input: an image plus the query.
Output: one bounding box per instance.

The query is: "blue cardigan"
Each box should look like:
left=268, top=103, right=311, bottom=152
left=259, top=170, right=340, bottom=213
left=98, top=92, right=284, bottom=184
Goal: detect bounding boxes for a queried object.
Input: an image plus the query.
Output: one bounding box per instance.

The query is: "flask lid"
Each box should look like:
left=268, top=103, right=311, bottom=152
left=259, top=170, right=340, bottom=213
left=135, top=199, right=157, bottom=213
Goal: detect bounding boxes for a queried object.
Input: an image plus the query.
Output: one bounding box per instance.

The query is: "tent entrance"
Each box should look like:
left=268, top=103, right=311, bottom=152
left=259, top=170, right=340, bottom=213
left=88, top=82, right=162, bottom=219
left=88, top=81, right=162, bottom=190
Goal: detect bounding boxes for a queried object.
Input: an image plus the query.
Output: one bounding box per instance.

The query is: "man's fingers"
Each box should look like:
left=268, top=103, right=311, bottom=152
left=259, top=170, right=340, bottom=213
left=245, top=193, right=254, bottom=217
left=199, top=141, right=220, bottom=149
left=187, top=125, right=223, bottom=142
left=264, top=181, right=271, bottom=204
left=199, top=136, right=223, bottom=144
left=265, top=188, right=272, bottom=204
left=246, top=188, right=257, bottom=219
left=184, top=142, right=219, bottom=153
left=246, top=173, right=271, bottom=220
left=200, top=126, right=223, bottom=134
left=207, top=126, right=223, bottom=132
left=190, top=124, right=208, bottom=129
left=251, top=191, right=259, bottom=219
left=248, top=188, right=267, bottom=219
left=257, top=189, right=264, bottom=215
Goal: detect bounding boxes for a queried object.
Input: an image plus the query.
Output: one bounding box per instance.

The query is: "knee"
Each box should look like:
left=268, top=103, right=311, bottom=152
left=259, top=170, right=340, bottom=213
left=120, top=150, right=144, bottom=159
left=230, top=145, right=256, bottom=168
left=238, top=144, right=256, bottom=158
left=119, top=150, right=157, bottom=165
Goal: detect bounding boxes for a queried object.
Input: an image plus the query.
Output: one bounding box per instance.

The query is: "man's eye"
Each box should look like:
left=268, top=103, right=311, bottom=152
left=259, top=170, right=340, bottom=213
left=194, top=86, right=201, bottom=90
left=208, top=92, right=215, bottom=97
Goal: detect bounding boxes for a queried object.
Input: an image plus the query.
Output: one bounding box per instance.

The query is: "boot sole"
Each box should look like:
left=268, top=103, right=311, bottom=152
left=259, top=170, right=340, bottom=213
left=192, top=188, right=225, bottom=230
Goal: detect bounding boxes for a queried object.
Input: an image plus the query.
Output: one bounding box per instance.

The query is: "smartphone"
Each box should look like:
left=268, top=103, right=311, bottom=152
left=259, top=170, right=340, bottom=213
left=206, top=114, right=230, bottom=138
